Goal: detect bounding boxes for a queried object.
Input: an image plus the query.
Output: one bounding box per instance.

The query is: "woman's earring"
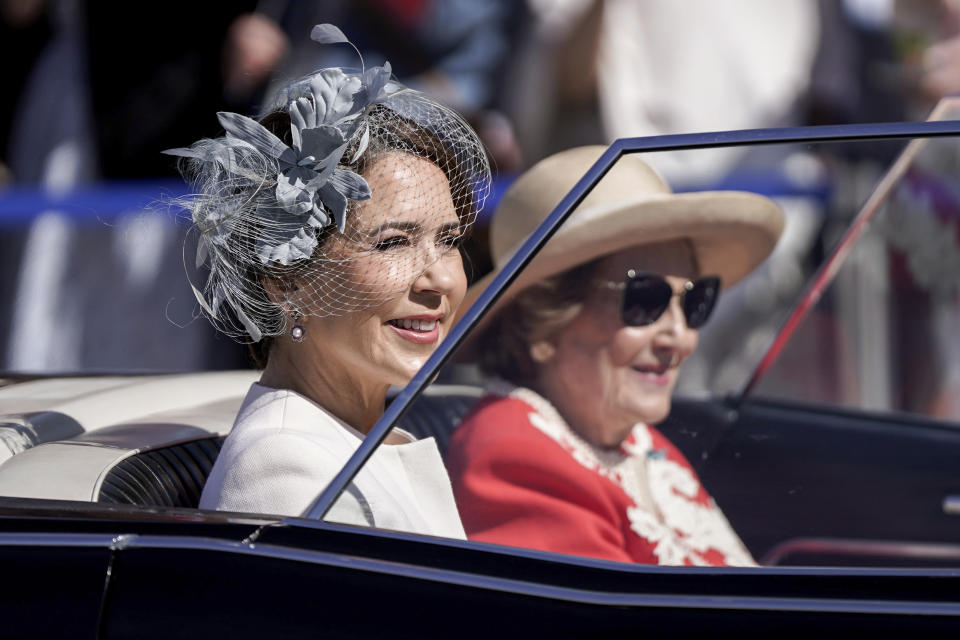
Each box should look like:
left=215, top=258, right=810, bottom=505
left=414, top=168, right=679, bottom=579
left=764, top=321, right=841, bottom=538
left=529, top=341, right=555, bottom=364
left=290, top=311, right=306, bottom=343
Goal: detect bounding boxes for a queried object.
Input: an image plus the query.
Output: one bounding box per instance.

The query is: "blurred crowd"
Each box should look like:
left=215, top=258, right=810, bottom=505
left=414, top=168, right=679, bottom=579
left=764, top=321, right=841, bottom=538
left=4, top=0, right=959, bottom=189
left=2, top=0, right=960, bottom=417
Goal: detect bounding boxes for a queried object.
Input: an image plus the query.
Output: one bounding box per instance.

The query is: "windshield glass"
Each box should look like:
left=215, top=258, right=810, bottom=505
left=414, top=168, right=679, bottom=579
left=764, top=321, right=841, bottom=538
left=334, top=119, right=960, bottom=568
left=752, top=122, right=960, bottom=422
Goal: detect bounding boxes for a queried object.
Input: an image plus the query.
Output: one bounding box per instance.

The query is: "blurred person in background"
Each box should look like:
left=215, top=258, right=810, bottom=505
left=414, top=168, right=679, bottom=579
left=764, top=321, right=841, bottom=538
left=501, top=0, right=819, bottom=181
left=0, top=1, right=260, bottom=372
left=234, top=0, right=525, bottom=173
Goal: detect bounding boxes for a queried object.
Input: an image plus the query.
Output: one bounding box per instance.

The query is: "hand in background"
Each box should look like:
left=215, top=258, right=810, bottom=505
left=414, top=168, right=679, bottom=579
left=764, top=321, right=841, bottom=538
left=222, top=12, right=289, bottom=102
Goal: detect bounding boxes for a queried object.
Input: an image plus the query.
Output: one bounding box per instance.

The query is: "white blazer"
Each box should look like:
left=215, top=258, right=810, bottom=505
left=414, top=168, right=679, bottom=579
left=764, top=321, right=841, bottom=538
left=200, top=383, right=465, bottom=539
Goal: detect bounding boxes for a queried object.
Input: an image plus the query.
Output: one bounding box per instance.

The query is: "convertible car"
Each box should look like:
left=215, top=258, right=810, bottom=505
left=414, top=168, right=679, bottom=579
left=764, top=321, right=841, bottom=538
left=3, top=106, right=960, bottom=636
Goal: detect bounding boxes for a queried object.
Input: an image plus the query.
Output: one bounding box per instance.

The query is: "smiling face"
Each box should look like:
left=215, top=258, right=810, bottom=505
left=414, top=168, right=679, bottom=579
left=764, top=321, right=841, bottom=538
left=531, top=241, right=700, bottom=449
left=313, top=151, right=466, bottom=385
left=275, top=151, right=466, bottom=404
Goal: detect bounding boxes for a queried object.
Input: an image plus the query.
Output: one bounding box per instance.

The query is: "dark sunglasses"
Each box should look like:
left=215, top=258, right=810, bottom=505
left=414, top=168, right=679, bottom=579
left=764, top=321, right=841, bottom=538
left=597, top=270, right=722, bottom=329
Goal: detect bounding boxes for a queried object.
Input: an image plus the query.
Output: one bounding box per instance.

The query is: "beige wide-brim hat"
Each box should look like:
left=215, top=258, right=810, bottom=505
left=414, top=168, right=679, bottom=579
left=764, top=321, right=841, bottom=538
left=461, top=145, right=785, bottom=316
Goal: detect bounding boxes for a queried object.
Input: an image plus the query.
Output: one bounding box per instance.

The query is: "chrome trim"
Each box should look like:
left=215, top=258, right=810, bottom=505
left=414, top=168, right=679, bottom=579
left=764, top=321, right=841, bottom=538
left=942, top=496, right=960, bottom=516
left=0, top=532, right=119, bottom=547
left=763, top=537, right=960, bottom=566
left=0, top=411, right=85, bottom=458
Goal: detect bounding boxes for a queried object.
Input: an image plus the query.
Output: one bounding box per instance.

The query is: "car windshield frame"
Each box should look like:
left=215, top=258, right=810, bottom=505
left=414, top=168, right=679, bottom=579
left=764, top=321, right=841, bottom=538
left=295, top=117, right=960, bottom=524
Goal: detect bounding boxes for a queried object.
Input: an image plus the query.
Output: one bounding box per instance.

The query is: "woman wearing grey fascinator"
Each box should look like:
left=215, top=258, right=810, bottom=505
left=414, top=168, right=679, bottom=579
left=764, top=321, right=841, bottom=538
left=167, top=25, right=490, bottom=535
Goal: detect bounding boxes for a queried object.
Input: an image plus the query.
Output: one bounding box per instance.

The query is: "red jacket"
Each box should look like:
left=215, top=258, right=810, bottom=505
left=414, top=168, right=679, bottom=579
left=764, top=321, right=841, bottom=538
left=447, top=386, right=754, bottom=566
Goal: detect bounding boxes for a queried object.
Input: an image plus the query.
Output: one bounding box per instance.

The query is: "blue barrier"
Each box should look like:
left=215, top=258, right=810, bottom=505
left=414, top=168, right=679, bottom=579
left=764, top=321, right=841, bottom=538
left=0, top=168, right=829, bottom=228
left=0, top=180, right=190, bottom=226
left=0, top=178, right=511, bottom=226
left=674, top=168, right=832, bottom=200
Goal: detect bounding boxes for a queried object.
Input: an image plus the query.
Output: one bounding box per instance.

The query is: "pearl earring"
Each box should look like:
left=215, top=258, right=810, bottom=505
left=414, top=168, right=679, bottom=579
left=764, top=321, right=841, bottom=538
left=529, top=341, right=555, bottom=363
left=290, top=311, right=306, bottom=343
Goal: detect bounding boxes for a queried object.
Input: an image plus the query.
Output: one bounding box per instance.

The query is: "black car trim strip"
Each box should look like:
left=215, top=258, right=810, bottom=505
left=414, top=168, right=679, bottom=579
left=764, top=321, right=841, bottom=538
left=99, top=533, right=960, bottom=616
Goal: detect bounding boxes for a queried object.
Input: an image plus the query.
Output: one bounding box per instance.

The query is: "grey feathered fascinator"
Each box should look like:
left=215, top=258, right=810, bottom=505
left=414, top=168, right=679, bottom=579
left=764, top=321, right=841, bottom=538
left=167, top=25, right=491, bottom=341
